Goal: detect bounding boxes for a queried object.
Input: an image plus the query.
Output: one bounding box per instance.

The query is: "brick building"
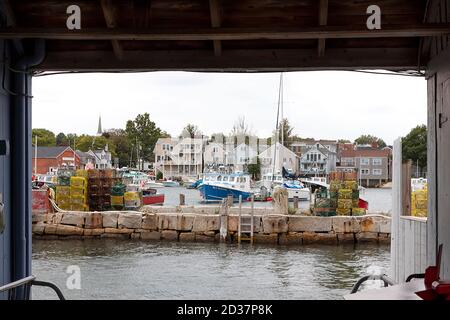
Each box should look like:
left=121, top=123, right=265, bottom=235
left=32, top=146, right=80, bottom=175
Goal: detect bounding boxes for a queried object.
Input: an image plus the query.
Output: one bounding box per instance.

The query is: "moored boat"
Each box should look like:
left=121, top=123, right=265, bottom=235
left=162, top=180, right=180, bottom=187
left=142, top=188, right=165, bottom=205
left=198, top=173, right=253, bottom=202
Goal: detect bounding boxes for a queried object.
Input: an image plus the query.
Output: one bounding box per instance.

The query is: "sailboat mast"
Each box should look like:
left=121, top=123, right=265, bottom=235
left=272, top=73, right=283, bottom=180
left=281, top=74, right=284, bottom=147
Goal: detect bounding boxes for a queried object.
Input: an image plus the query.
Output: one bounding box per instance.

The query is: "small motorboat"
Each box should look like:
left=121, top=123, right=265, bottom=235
left=162, top=180, right=180, bottom=187
left=142, top=188, right=165, bottom=205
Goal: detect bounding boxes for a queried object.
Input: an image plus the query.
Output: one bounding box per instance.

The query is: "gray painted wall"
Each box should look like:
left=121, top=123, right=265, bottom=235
left=0, top=39, right=12, bottom=299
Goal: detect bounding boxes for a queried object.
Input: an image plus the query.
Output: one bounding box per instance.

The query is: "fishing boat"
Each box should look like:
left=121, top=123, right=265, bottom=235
left=162, top=179, right=180, bottom=187
left=198, top=173, right=253, bottom=202
left=142, top=188, right=165, bottom=205
left=279, top=180, right=311, bottom=201
left=144, top=176, right=164, bottom=188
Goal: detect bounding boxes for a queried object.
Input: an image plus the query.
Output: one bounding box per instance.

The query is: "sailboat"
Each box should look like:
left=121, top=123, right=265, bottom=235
left=270, top=73, right=311, bottom=201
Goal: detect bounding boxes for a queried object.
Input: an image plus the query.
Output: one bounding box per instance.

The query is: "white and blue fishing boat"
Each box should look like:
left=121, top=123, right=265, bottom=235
left=198, top=173, right=253, bottom=202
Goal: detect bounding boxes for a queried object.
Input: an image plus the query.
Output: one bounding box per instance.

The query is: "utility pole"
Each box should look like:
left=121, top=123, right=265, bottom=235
left=34, top=135, right=38, bottom=176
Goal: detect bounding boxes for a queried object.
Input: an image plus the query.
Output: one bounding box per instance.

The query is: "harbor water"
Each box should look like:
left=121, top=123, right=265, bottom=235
left=32, top=240, right=389, bottom=300
left=157, top=187, right=393, bottom=214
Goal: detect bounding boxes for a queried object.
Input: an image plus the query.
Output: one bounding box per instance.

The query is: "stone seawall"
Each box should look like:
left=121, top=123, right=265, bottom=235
left=32, top=211, right=391, bottom=245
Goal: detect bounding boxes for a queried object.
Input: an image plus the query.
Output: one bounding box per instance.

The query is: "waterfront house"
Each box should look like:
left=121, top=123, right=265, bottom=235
left=228, top=143, right=258, bottom=172
left=32, top=146, right=80, bottom=175
left=295, top=141, right=337, bottom=176
left=75, top=150, right=96, bottom=169
left=86, top=145, right=113, bottom=169
left=258, top=142, right=299, bottom=176
left=337, top=147, right=392, bottom=187
left=153, top=137, right=205, bottom=178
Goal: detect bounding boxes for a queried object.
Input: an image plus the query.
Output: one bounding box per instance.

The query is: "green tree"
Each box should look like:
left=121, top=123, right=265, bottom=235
left=402, top=125, right=427, bottom=170
left=103, top=129, right=131, bottom=168
left=247, top=157, right=261, bottom=180
left=56, top=132, right=69, bottom=146
left=354, top=135, right=386, bottom=149
left=126, top=113, right=163, bottom=170
left=338, top=139, right=351, bottom=144
left=75, top=135, right=111, bottom=152
left=276, top=118, right=294, bottom=148
left=32, top=128, right=56, bottom=146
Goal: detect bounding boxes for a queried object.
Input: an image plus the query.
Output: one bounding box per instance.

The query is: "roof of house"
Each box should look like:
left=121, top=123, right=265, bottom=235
left=341, top=149, right=391, bottom=158
left=76, top=150, right=94, bottom=157
left=32, top=146, right=73, bottom=158
left=259, top=142, right=298, bottom=159
left=299, top=146, right=335, bottom=158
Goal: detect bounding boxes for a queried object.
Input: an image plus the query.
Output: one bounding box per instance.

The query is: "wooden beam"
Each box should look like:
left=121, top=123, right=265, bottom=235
left=1, top=25, right=450, bottom=41
left=36, top=48, right=419, bottom=72
left=101, top=0, right=124, bottom=60
left=2, top=0, right=24, bottom=55
left=209, top=0, right=222, bottom=56
left=318, top=0, right=328, bottom=57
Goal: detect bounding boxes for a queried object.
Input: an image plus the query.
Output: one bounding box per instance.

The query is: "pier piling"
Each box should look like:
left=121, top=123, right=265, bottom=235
left=179, top=194, right=185, bottom=206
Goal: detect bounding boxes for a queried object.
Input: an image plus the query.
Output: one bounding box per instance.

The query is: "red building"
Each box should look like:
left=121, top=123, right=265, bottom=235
left=32, top=146, right=81, bottom=175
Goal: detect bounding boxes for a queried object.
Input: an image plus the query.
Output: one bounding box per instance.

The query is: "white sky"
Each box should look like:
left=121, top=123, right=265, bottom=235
left=32, top=71, right=427, bottom=146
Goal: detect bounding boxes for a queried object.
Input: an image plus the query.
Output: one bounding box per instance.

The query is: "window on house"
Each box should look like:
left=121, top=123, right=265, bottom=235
left=361, top=169, right=370, bottom=175
left=372, top=158, right=382, bottom=165
left=373, top=169, right=382, bottom=175
left=360, top=158, right=370, bottom=165
left=318, top=154, right=321, bottom=161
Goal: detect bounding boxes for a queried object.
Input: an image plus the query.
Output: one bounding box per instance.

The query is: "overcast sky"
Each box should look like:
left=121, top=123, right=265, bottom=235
left=32, top=71, right=427, bottom=146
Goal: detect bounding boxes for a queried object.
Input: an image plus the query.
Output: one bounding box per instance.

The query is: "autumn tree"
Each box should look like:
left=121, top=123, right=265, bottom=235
left=32, top=128, right=56, bottom=146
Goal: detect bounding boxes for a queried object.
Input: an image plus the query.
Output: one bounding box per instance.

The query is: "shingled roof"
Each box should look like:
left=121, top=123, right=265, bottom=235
left=32, top=146, right=73, bottom=158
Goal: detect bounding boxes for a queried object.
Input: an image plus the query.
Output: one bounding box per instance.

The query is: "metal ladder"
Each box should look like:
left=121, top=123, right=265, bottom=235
left=238, top=195, right=254, bottom=244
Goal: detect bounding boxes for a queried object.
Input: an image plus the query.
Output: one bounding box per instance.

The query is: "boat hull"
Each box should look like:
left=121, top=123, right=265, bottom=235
left=162, top=181, right=180, bottom=187
left=199, top=184, right=252, bottom=202
left=145, top=182, right=164, bottom=188
left=142, top=194, right=165, bottom=205
left=285, top=188, right=311, bottom=201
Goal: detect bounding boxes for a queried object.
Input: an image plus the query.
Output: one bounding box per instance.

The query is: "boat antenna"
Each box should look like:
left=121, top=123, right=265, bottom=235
left=272, top=72, right=283, bottom=182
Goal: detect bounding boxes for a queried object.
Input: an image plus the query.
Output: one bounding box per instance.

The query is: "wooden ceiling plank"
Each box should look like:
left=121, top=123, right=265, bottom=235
left=209, top=0, right=222, bottom=56
left=101, top=0, right=124, bottom=60
left=318, top=0, right=329, bottom=57
left=2, top=0, right=24, bottom=55
left=1, top=25, right=450, bottom=41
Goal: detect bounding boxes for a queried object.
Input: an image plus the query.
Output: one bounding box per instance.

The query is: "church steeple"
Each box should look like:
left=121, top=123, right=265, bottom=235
left=97, top=115, right=102, bottom=136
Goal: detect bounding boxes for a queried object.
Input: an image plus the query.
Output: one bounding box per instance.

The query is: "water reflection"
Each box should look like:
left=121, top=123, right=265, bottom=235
left=32, top=240, right=390, bottom=300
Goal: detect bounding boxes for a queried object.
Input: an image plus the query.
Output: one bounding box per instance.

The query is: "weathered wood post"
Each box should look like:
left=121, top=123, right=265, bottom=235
left=238, top=195, right=242, bottom=243
left=250, top=194, right=254, bottom=244
left=293, top=196, right=299, bottom=210
left=273, top=188, right=288, bottom=215
left=179, top=193, right=185, bottom=206
left=401, top=160, right=412, bottom=216
left=227, top=195, right=233, bottom=207
left=219, top=198, right=228, bottom=242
